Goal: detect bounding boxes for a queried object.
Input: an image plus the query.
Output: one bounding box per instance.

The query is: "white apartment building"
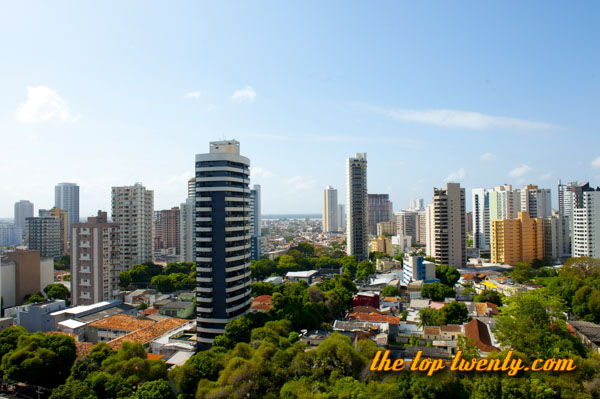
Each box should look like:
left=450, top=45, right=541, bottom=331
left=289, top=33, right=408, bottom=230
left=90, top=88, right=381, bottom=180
left=572, top=189, right=600, bottom=258
left=323, top=185, right=338, bottom=233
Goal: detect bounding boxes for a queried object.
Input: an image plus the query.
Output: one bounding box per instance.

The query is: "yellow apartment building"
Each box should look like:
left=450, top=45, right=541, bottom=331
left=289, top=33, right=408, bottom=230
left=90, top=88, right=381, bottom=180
left=491, top=211, right=544, bottom=265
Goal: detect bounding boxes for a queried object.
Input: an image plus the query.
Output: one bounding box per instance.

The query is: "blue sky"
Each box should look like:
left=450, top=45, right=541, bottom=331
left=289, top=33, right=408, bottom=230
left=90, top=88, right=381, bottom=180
left=1, top=1, right=599, bottom=217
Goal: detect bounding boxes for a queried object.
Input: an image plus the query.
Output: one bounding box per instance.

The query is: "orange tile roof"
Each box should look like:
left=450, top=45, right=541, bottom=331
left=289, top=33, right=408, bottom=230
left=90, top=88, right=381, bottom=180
left=144, top=308, right=160, bottom=315
left=348, top=312, right=401, bottom=325
left=107, top=317, right=189, bottom=350
left=351, top=306, right=381, bottom=314
left=147, top=353, right=164, bottom=360
left=45, top=331, right=78, bottom=338
left=75, top=341, right=94, bottom=357
left=475, top=303, right=488, bottom=316
left=440, top=325, right=462, bottom=333
left=382, top=297, right=399, bottom=302
left=464, top=319, right=499, bottom=353
left=253, top=295, right=272, bottom=304
left=424, top=327, right=440, bottom=335
left=89, top=314, right=155, bottom=331
left=251, top=302, right=273, bottom=311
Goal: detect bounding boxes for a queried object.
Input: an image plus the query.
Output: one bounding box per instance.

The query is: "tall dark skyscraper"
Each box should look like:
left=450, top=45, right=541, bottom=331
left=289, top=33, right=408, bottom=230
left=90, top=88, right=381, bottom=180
left=195, top=140, right=252, bottom=347
left=346, top=153, right=368, bottom=261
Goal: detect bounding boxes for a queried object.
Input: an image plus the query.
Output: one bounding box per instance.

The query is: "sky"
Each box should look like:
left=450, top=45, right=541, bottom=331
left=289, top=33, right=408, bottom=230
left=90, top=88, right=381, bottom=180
left=1, top=1, right=599, bottom=218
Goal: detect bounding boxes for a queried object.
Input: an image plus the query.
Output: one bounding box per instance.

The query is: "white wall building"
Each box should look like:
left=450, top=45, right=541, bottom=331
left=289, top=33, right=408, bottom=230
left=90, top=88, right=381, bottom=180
left=323, top=185, right=338, bottom=233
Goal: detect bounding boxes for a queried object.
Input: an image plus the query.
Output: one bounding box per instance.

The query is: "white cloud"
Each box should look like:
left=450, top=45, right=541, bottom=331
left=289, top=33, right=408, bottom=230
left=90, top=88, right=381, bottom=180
left=16, top=86, right=79, bottom=124
left=250, top=166, right=274, bottom=179
left=508, top=164, right=533, bottom=177
left=539, top=173, right=552, bottom=181
left=285, top=175, right=316, bottom=192
left=446, top=168, right=465, bottom=182
left=592, top=156, right=600, bottom=169
left=184, top=90, right=202, bottom=99
left=480, top=152, right=497, bottom=161
left=206, top=104, right=217, bottom=112
left=232, top=86, right=256, bottom=103
left=371, top=106, right=556, bottom=131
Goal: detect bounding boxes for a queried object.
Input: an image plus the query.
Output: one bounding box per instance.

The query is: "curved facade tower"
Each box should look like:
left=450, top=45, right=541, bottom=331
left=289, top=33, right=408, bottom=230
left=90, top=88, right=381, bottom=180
left=195, top=140, right=252, bottom=347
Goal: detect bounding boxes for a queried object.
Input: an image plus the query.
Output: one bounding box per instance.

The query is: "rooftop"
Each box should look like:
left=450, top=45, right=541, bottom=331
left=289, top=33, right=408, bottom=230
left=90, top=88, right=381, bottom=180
left=108, top=317, right=189, bottom=350
left=89, top=314, right=155, bottom=331
left=464, top=319, right=499, bottom=353
left=569, top=321, right=600, bottom=344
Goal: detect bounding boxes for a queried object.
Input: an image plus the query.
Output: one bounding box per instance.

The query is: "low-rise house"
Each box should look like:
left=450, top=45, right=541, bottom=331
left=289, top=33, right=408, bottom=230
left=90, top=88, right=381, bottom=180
left=5, top=299, right=66, bottom=332
left=347, top=312, right=400, bottom=335
left=464, top=319, right=499, bottom=354
left=264, top=276, right=283, bottom=285
left=569, top=321, right=600, bottom=354
left=352, top=292, right=380, bottom=308
left=286, top=270, right=319, bottom=284
left=159, top=301, right=194, bottom=319
left=423, top=326, right=441, bottom=340
left=299, top=330, right=356, bottom=347
left=407, top=280, right=424, bottom=299
left=251, top=295, right=273, bottom=313
left=150, top=321, right=197, bottom=358
left=87, top=314, right=155, bottom=343
left=409, top=299, right=430, bottom=310
left=57, top=319, right=87, bottom=340
left=440, top=325, right=462, bottom=341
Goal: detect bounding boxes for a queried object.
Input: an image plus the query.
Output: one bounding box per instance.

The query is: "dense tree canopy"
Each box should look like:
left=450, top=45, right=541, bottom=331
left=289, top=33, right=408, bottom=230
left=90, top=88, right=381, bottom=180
left=435, top=264, right=461, bottom=287
left=421, top=282, right=456, bottom=301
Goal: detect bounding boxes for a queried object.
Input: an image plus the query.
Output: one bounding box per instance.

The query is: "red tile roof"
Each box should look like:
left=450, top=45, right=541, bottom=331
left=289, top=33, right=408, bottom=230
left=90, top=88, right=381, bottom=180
left=464, top=319, right=499, bottom=353
left=107, top=317, right=189, bottom=350
left=253, top=295, right=272, bottom=304
left=347, top=312, right=401, bottom=325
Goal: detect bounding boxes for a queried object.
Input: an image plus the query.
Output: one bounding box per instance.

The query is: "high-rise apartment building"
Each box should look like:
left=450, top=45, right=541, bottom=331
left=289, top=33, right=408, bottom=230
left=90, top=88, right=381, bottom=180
left=111, top=183, right=154, bottom=269
left=71, top=211, right=120, bottom=306
left=376, top=221, right=395, bottom=236
left=39, top=207, right=68, bottom=255
left=521, top=185, right=551, bottom=219
left=346, top=153, right=368, bottom=261
left=543, top=210, right=569, bottom=261
left=26, top=217, right=61, bottom=258
left=14, top=200, right=34, bottom=235
left=154, top=207, right=181, bottom=254
left=409, top=198, right=424, bottom=211
left=0, top=225, right=23, bottom=246
left=425, top=183, right=466, bottom=268
left=572, top=186, right=600, bottom=258
left=472, top=188, right=490, bottom=250
left=179, top=198, right=195, bottom=262
left=195, top=140, right=252, bottom=347
left=367, top=194, right=392, bottom=236
left=0, top=250, right=54, bottom=308
left=55, top=183, right=79, bottom=240
left=250, top=185, right=263, bottom=261
left=323, top=186, right=338, bottom=233
left=466, top=211, right=473, bottom=233
left=490, top=212, right=543, bottom=265
left=488, top=184, right=521, bottom=220
left=337, top=204, right=345, bottom=231
left=188, top=178, right=196, bottom=199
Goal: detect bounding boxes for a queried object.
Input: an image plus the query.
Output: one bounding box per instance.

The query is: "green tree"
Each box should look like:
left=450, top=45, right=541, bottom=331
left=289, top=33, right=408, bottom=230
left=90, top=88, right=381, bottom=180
left=381, top=285, right=400, bottom=297
left=473, top=289, right=503, bottom=306
left=135, top=380, right=176, bottom=399
left=44, top=283, right=69, bottom=300
left=435, top=264, right=461, bottom=287
left=356, top=260, right=375, bottom=281
left=511, top=262, right=534, bottom=283
left=53, top=254, right=71, bottom=271
left=418, top=308, right=445, bottom=327
left=49, top=379, right=96, bottom=399
left=251, top=281, right=277, bottom=297
left=25, top=293, right=45, bottom=304
left=119, top=271, right=131, bottom=288
left=421, top=282, right=455, bottom=301
left=294, top=242, right=315, bottom=257
left=151, top=275, right=175, bottom=293
left=440, top=301, right=469, bottom=324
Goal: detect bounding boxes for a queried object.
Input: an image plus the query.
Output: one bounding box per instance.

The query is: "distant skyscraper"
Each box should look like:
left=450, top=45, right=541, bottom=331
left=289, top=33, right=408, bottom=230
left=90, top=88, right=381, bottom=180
left=466, top=211, right=473, bottom=233
left=14, top=200, right=33, bottom=235
left=0, top=224, right=23, bottom=246
left=26, top=217, right=61, bottom=258
left=558, top=180, right=581, bottom=234
left=572, top=185, right=600, bottom=258
left=179, top=198, right=195, bottom=262
left=195, top=140, right=252, bottom=347
left=250, top=185, right=263, bottom=260
left=323, top=186, right=338, bottom=233
left=154, top=207, right=181, bottom=254
left=521, top=185, right=551, bottom=219
left=337, top=204, right=345, bottom=231
left=71, top=211, right=120, bottom=305
left=426, top=183, right=466, bottom=268
left=409, top=198, right=424, bottom=211
left=111, top=183, right=154, bottom=269
left=55, top=183, right=79, bottom=240
left=346, top=153, right=368, bottom=261
left=489, top=184, right=521, bottom=220
left=39, top=207, right=68, bottom=255
left=368, top=194, right=392, bottom=236
left=188, top=178, right=196, bottom=199
left=472, top=188, right=490, bottom=250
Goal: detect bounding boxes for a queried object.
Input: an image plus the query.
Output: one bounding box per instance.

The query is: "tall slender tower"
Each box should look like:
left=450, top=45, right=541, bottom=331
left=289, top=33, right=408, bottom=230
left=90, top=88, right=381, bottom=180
left=14, top=200, right=34, bottom=236
left=472, top=188, right=490, bottom=250
left=55, top=183, right=79, bottom=240
left=323, top=186, right=338, bottom=233
left=195, top=140, right=252, bottom=347
left=250, top=184, right=263, bottom=260
left=111, top=183, right=154, bottom=269
left=428, top=183, right=466, bottom=268
left=346, top=153, right=368, bottom=261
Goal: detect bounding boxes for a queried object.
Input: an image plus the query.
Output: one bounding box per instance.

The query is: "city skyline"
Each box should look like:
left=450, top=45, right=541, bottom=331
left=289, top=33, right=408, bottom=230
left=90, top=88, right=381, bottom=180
left=1, top=2, right=599, bottom=217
